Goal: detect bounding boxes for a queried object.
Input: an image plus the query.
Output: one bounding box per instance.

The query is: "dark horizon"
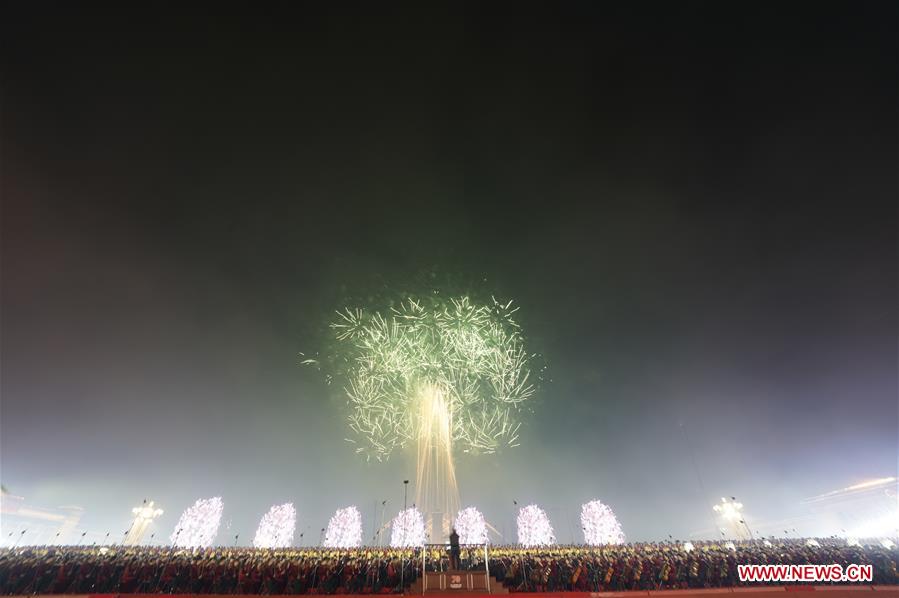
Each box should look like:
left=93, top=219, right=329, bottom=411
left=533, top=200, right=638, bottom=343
left=1, top=2, right=897, bottom=545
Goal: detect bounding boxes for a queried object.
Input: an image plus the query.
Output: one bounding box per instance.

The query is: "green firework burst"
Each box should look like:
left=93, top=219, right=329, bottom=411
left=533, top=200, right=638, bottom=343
left=314, top=296, right=537, bottom=461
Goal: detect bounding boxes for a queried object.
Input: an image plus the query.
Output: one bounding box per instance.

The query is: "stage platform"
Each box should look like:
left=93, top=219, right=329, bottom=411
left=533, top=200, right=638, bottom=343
left=413, top=569, right=507, bottom=593
left=8, top=586, right=899, bottom=598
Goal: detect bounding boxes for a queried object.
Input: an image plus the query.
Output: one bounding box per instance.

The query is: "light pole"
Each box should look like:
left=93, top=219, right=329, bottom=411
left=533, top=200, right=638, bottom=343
left=403, top=481, right=409, bottom=540
left=713, top=497, right=753, bottom=541
left=126, top=500, right=163, bottom=546
left=12, top=529, right=26, bottom=549
left=400, top=480, right=409, bottom=593
left=731, top=495, right=755, bottom=540
left=739, top=519, right=754, bottom=540
left=377, top=500, right=388, bottom=546
left=513, top=501, right=529, bottom=591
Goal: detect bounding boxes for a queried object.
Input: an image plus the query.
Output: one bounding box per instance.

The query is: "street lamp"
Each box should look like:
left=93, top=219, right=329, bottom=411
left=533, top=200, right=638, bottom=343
left=400, top=480, right=409, bottom=591
left=125, top=500, right=164, bottom=546
left=713, top=497, right=753, bottom=540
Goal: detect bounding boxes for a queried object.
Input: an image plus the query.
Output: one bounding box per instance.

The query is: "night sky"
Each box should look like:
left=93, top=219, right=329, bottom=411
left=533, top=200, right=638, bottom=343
left=1, top=3, right=897, bottom=543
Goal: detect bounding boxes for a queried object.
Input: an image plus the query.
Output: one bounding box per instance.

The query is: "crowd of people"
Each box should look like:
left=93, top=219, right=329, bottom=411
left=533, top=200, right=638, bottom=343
left=0, top=539, right=896, bottom=594
left=483, top=540, right=899, bottom=591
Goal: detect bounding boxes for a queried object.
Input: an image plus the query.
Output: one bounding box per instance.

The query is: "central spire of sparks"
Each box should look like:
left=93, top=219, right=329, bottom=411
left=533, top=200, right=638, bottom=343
left=415, top=382, right=461, bottom=538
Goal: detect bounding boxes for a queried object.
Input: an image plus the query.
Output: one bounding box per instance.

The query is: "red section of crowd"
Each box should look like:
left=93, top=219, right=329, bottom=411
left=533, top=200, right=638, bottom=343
left=0, top=539, right=896, bottom=594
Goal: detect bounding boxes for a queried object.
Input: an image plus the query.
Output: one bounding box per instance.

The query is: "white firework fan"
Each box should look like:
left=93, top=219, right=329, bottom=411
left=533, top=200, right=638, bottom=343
left=580, top=500, right=625, bottom=545
left=170, top=497, right=224, bottom=548
left=390, top=507, right=426, bottom=547
left=324, top=506, right=364, bottom=548
left=454, top=506, right=489, bottom=544
left=253, top=503, right=296, bottom=548
left=516, top=504, right=555, bottom=547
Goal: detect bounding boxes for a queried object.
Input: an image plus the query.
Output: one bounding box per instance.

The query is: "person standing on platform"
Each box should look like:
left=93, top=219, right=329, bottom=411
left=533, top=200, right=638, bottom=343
left=449, top=528, right=461, bottom=570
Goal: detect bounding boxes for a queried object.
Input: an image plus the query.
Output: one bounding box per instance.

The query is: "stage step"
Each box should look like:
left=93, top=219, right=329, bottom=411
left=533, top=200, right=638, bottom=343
left=408, top=571, right=508, bottom=594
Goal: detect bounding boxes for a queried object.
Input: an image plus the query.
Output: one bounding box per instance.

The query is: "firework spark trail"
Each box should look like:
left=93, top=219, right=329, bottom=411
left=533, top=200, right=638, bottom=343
left=253, top=503, right=296, bottom=548
left=580, top=500, right=625, bottom=545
